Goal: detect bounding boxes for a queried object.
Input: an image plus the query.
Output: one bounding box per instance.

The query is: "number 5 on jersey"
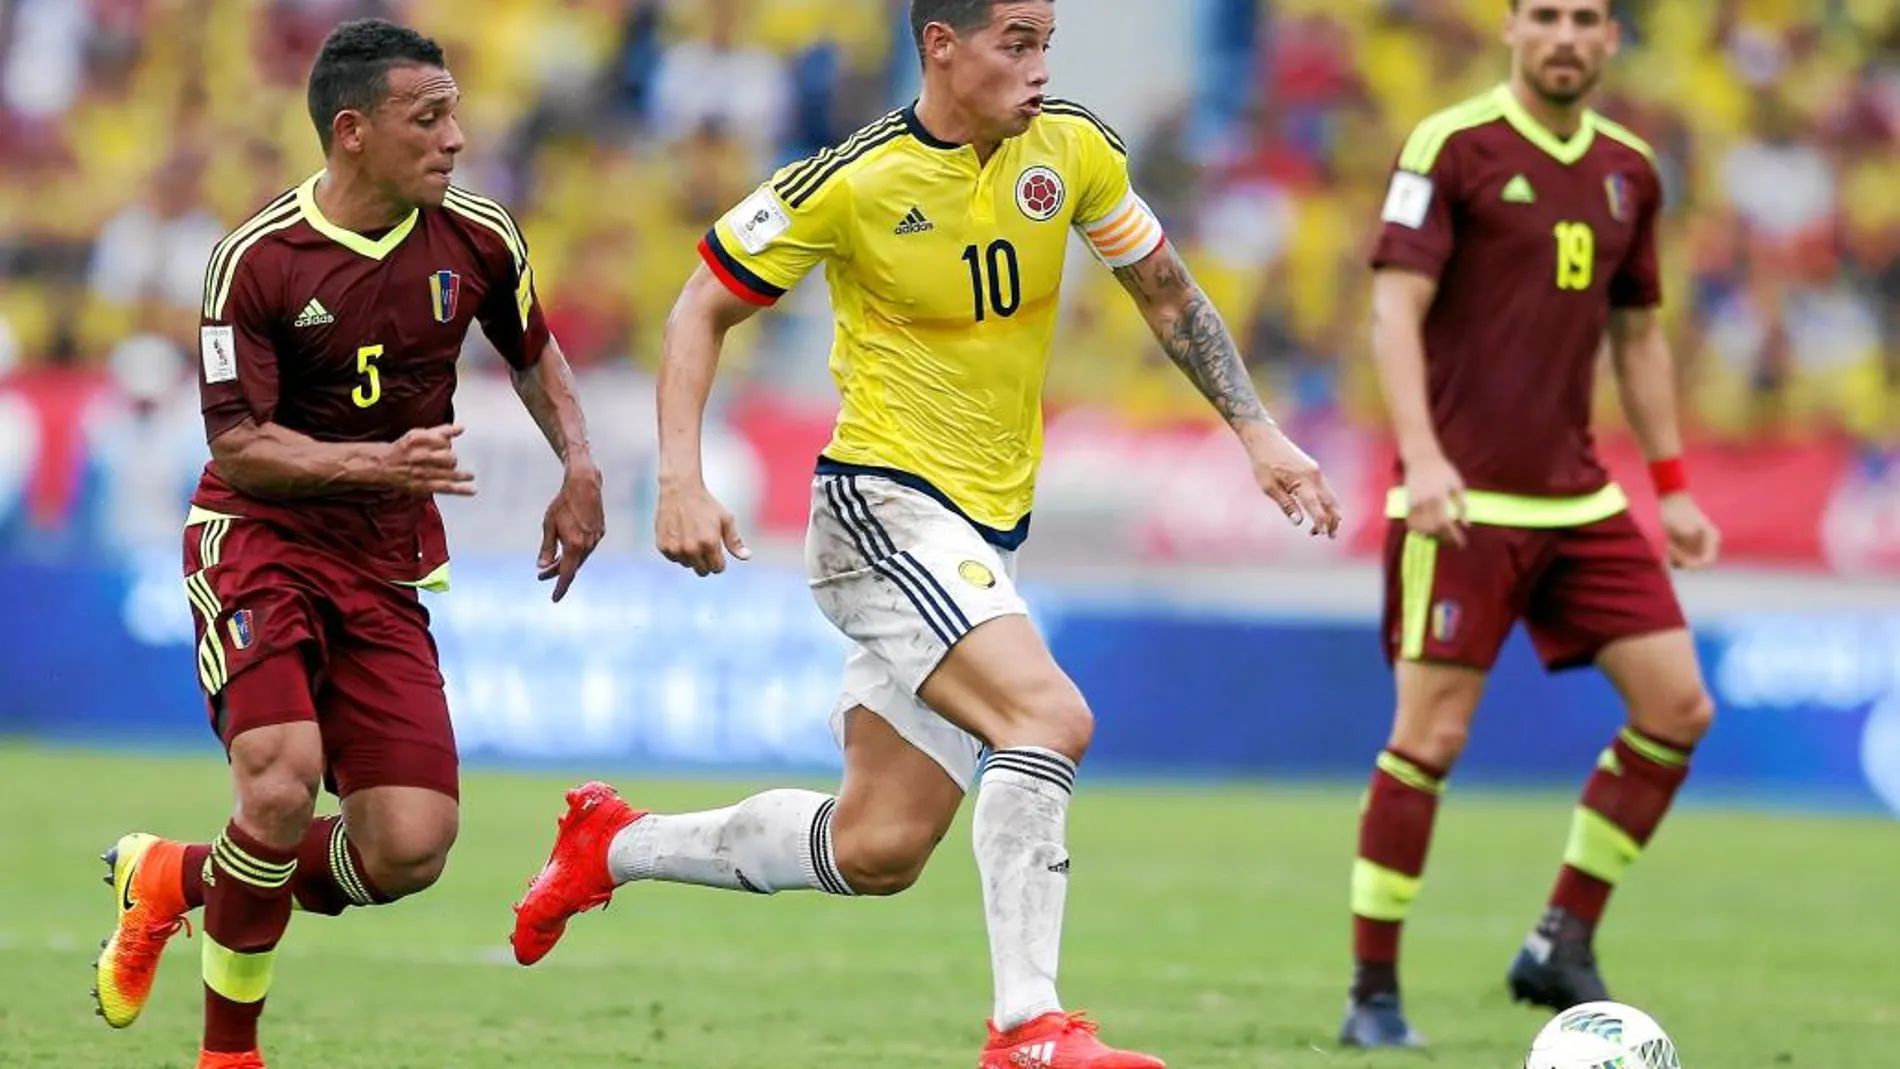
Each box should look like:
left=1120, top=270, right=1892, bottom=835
left=1553, top=221, right=1594, bottom=291
left=354, top=344, right=383, bottom=408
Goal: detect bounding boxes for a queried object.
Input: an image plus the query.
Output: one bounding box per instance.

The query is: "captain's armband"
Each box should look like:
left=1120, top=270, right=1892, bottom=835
left=1078, top=191, right=1164, bottom=269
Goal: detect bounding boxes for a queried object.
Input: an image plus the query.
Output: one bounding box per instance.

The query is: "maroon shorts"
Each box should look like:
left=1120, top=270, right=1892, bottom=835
left=1380, top=509, right=1687, bottom=672
left=183, top=513, right=458, bottom=800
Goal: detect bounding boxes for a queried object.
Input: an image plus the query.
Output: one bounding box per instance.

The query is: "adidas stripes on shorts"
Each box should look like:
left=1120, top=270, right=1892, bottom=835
left=805, top=472, right=1029, bottom=790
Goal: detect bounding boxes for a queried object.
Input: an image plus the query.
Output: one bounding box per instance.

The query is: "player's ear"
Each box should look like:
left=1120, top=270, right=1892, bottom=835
left=921, top=21, right=958, bottom=66
left=331, top=109, right=367, bottom=156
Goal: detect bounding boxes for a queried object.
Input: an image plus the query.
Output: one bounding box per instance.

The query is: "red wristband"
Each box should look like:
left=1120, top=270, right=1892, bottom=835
left=1649, top=456, right=1688, bottom=496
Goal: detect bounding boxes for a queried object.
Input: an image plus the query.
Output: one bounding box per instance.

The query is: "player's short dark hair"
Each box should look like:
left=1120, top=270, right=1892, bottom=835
left=909, top=0, right=1047, bottom=58
left=306, top=18, right=447, bottom=153
left=1509, top=0, right=1614, bottom=11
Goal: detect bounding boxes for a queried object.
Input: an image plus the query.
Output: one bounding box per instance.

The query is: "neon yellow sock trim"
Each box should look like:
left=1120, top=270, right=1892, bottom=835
left=1376, top=751, right=1445, bottom=795
left=1619, top=727, right=1689, bottom=768
left=1351, top=859, right=1423, bottom=922
left=202, top=934, right=277, bottom=1004
left=211, top=836, right=296, bottom=890
left=1562, top=806, right=1643, bottom=884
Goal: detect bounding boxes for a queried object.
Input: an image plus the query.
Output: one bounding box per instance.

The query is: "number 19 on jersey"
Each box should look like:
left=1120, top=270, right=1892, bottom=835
left=1553, top=222, right=1594, bottom=292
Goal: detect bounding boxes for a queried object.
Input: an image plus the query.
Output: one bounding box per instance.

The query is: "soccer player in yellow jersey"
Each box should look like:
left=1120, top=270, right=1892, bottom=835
left=512, top=2, right=1341, bottom=1066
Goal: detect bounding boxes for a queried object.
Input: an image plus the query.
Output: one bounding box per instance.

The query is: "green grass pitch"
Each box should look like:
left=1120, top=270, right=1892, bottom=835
left=1, top=744, right=1891, bottom=1067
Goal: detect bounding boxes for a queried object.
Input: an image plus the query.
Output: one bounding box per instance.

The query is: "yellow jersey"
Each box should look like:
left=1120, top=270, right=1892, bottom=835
left=700, top=101, right=1164, bottom=547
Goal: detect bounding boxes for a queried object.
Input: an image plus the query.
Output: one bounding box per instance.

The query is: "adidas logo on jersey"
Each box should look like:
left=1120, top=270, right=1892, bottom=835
left=293, top=298, right=335, bottom=327
left=1501, top=174, right=1537, bottom=203
left=894, top=206, right=934, bottom=235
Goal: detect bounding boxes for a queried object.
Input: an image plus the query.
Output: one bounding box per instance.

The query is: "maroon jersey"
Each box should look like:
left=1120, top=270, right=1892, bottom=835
left=193, top=174, right=548, bottom=582
left=1371, top=85, right=1662, bottom=497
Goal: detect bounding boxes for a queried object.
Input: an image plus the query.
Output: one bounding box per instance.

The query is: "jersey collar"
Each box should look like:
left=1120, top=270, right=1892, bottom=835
left=296, top=171, right=419, bottom=260
left=1492, top=84, right=1597, bottom=166
left=903, top=102, right=965, bottom=151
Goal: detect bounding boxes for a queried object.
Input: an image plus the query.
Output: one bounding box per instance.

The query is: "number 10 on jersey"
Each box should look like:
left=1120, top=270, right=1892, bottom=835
left=962, top=240, right=1021, bottom=322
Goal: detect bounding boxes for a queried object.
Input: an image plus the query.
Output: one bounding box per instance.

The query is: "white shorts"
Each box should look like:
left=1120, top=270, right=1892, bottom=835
left=806, top=472, right=1028, bottom=790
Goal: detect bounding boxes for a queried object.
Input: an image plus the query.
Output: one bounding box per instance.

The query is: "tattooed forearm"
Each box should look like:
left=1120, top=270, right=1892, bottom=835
left=1113, top=249, right=1274, bottom=429
left=512, top=366, right=565, bottom=458
left=511, top=341, right=593, bottom=466
left=1157, top=288, right=1275, bottom=427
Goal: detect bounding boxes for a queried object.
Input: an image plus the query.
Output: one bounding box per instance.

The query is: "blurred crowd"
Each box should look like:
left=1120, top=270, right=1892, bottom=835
left=1123, top=0, right=1900, bottom=449
left=1, top=0, right=1897, bottom=459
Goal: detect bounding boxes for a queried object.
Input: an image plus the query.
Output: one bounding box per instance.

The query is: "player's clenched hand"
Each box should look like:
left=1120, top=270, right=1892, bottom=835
left=1243, top=424, right=1343, bottom=538
left=538, top=462, right=606, bottom=602
left=384, top=424, right=476, bottom=497
left=1403, top=453, right=1468, bottom=547
left=655, top=479, right=750, bottom=576
left=1659, top=492, right=1720, bottom=570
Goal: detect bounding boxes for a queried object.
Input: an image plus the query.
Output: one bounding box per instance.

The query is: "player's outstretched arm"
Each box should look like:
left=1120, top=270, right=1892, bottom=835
left=1608, top=308, right=1720, bottom=568
left=510, top=336, right=605, bottom=601
left=1370, top=267, right=1468, bottom=546
left=1112, top=243, right=1342, bottom=537
left=1113, top=244, right=1270, bottom=429
left=654, top=264, right=766, bottom=575
left=209, top=418, right=475, bottom=500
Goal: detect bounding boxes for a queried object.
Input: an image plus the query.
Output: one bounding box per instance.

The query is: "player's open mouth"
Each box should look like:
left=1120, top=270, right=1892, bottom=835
left=1022, top=96, right=1045, bottom=114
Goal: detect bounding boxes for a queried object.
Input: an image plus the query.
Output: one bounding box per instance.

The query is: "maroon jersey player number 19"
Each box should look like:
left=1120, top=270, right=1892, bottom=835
left=1369, top=84, right=1684, bottom=672
left=1339, top=30, right=1723, bottom=1048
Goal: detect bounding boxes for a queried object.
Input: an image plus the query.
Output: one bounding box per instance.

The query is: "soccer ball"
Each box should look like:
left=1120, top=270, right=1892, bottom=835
left=1523, top=1001, right=1682, bottom=1069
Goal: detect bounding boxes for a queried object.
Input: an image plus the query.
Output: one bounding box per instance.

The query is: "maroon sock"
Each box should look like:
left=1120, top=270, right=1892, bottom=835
left=201, top=820, right=299, bottom=1053
left=290, top=815, right=393, bottom=915
left=182, top=843, right=212, bottom=910
left=1351, top=749, right=1446, bottom=999
left=1549, top=727, right=1693, bottom=928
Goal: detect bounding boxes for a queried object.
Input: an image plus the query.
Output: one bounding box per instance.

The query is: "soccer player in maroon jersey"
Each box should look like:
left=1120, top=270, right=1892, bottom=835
left=89, top=20, right=604, bottom=1069
left=1339, top=0, right=1723, bottom=1048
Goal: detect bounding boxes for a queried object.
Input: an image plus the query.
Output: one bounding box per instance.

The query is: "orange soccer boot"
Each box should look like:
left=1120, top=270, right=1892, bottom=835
left=979, top=1011, right=1167, bottom=1069
left=93, top=832, right=193, bottom=1028
left=510, top=781, right=643, bottom=965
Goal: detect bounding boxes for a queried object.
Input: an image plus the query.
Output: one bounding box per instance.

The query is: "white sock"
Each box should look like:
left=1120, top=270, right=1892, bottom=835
left=606, top=789, right=856, bottom=895
left=974, top=746, right=1076, bottom=1031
